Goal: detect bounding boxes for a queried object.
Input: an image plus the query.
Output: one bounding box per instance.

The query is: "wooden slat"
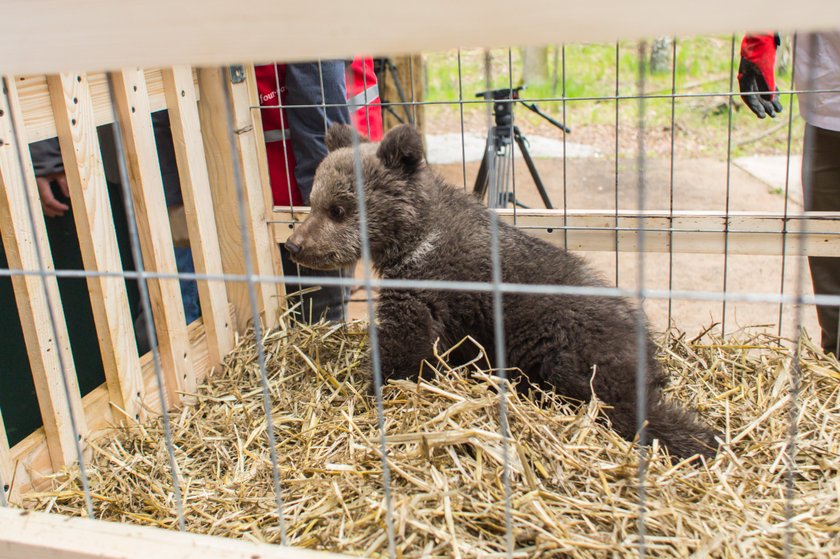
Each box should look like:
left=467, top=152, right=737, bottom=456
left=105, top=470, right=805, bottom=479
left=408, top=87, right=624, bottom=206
left=17, top=70, right=177, bottom=144
left=46, top=72, right=145, bottom=422
left=197, top=67, right=279, bottom=332
left=271, top=208, right=840, bottom=257
left=162, top=66, right=234, bottom=365
left=0, top=408, right=13, bottom=503
left=110, top=68, right=194, bottom=405
left=0, top=506, right=350, bottom=559
left=0, top=1, right=834, bottom=75
left=9, top=307, right=231, bottom=495
left=239, top=65, right=285, bottom=329
left=0, top=77, right=86, bottom=469
left=197, top=68, right=249, bottom=332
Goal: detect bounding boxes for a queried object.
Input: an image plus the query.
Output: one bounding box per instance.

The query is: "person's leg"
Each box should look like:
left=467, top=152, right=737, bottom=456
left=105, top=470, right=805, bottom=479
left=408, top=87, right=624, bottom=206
left=279, top=245, right=346, bottom=323
left=283, top=61, right=352, bottom=321
left=284, top=61, right=351, bottom=202
left=175, top=247, right=201, bottom=324
left=802, top=123, right=840, bottom=355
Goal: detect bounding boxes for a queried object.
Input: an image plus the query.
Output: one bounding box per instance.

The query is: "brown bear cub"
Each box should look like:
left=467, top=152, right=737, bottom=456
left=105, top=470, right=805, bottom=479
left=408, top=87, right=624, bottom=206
left=286, top=124, right=718, bottom=460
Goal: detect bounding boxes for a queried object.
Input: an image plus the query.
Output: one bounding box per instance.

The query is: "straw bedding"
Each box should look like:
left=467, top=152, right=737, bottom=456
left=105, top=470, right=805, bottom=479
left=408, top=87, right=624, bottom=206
left=26, top=321, right=840, bottom=557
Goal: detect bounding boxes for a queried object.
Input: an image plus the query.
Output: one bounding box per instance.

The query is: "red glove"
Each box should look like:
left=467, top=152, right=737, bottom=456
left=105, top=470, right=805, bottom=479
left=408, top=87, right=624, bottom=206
left=738, top=34, right=783, bottom=118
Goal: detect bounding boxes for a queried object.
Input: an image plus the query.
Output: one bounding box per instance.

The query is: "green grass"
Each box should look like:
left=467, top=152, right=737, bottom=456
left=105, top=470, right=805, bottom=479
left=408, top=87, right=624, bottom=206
left=421, top=36, right=801, bottom=159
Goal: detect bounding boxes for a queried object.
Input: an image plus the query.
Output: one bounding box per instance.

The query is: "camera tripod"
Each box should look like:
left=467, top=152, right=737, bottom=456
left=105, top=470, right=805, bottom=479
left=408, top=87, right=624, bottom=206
left=473, top=86, right=570, bottom=209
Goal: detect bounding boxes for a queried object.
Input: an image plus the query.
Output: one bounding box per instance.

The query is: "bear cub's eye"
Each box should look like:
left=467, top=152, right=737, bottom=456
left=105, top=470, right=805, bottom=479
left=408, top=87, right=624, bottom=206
left=328, top=205, right=346, bottom=221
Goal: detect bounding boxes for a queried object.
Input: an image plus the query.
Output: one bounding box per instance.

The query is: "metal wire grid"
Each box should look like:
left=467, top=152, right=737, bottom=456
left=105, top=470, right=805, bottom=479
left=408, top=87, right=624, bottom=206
left=0, top=32, right=835, bottom=559
left=262, top=45, right=837, bottom=337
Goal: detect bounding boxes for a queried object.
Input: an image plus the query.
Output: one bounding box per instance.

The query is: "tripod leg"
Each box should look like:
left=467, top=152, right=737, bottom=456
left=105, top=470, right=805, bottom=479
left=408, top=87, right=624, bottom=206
left=383, top=105, right=404, bottom=125
left=473, top=135, right=494, bottom=203
left=387, top=60, right=414, bottom=125
left=514, top=129, right=554, bottom=209
left=377, top=61, right=405, bottom=125
left=495, top=139, right=512, bottom=208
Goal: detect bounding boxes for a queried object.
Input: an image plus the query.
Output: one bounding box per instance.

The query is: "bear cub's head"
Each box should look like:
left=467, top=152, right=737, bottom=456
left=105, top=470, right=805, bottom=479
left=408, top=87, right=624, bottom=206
left=286, top=124, right=428, bottom=271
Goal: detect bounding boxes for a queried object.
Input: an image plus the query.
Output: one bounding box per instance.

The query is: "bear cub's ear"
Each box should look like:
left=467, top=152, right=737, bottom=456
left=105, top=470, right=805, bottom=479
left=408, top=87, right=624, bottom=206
left=325, top=124, right=368, bottom=152
left=376, top=124, right=425, bottom=175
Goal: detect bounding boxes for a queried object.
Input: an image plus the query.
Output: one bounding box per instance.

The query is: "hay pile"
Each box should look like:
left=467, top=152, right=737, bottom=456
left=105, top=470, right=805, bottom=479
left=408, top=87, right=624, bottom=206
left=26, top=321, right=840, bottom=557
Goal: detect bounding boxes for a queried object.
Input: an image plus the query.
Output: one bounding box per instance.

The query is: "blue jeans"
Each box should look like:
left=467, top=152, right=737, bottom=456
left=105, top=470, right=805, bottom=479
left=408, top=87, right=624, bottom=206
left=175, top=246, right=201, bottom=324
left=281, top=61, right=352, bottom=322
left=285, top=61, right=351, bottom=202
left=134, top=246, right=200, bottom=355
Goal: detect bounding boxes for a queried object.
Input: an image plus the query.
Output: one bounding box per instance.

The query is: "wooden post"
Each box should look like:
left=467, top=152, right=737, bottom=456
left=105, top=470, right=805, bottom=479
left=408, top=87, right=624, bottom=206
left=380, top=55, right=424, bottom=134
left=0, top=77, right=87, bottom=469
left=161, top=66, right=234, bottom=366
left=229, top=65, right=284, bottom=331
left=110, top=68, right=195, bottom=405
left=197, top=67, right=281, bottom=333
left=46, top=73, right=145, bottom=421
left=242, top=64, right=287, bottom=316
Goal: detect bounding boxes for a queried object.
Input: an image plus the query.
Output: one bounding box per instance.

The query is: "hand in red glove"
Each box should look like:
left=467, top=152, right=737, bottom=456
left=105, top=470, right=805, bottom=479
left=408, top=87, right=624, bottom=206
left=738, top=34, right=783, bottom=118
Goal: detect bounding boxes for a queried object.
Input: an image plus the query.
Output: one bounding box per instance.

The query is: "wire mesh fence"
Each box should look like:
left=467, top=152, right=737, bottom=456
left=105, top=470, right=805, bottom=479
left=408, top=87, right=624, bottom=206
left=1, top=28, right=839, bottom=559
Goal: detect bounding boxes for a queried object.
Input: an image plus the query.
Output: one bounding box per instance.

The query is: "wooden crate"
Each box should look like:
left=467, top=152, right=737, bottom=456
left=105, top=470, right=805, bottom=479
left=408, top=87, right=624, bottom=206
left=0, top=65, right=283, bottom=499
left=0, top=2, right=837, bottom=558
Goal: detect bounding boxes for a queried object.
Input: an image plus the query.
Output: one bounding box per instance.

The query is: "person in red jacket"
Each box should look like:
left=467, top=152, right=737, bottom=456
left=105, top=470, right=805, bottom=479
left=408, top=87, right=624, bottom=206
left=739, top=32, right=840, bottom=354
left=256, top=59, right=382, bottom=322
left=346, top=57, right=384, bottom=143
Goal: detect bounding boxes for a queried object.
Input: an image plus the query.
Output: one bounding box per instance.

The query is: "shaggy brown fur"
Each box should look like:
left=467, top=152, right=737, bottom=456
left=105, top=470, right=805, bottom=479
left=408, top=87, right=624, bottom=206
left=287, top=124, right=718, bottom=459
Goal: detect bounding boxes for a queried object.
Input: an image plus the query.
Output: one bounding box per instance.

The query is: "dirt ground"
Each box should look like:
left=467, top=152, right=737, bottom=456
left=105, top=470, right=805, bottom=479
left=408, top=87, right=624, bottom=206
left=348, top=153, right=821, bottom=342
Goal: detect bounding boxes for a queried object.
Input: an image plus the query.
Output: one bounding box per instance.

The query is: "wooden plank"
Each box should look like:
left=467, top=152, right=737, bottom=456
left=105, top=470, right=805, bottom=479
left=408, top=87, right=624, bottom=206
left=0, top=76, right=86, bottom=470
left=0, top=1, right=834, bottom=74
left=197, top=67, right=279, bottom=332
left=162, top=66, right=234, bottom=365
left=0, top=408, right=13, bottom=503
left=110, top=68, right=194, bottom=406
left=17, top=70, right=177, bottom=144
left=197, top=68, right=249, bottom=332
left=239, top=64, right=285, bottom=328
left=271, top=207, right=840, bottom=257
left=0, top=506, right=351, bottom=559
left=46, top=73, right=145, bottom=423
left=9, top=307, right=231, bottom=495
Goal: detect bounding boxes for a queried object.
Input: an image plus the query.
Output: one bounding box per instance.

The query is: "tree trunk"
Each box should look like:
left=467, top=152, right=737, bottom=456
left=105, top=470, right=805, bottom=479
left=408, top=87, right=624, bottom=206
left=650, top=37, right=672, bottom=74
left=522, top=46, right=549, bottom=86
left=777, top=34, right=792, bottom=76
